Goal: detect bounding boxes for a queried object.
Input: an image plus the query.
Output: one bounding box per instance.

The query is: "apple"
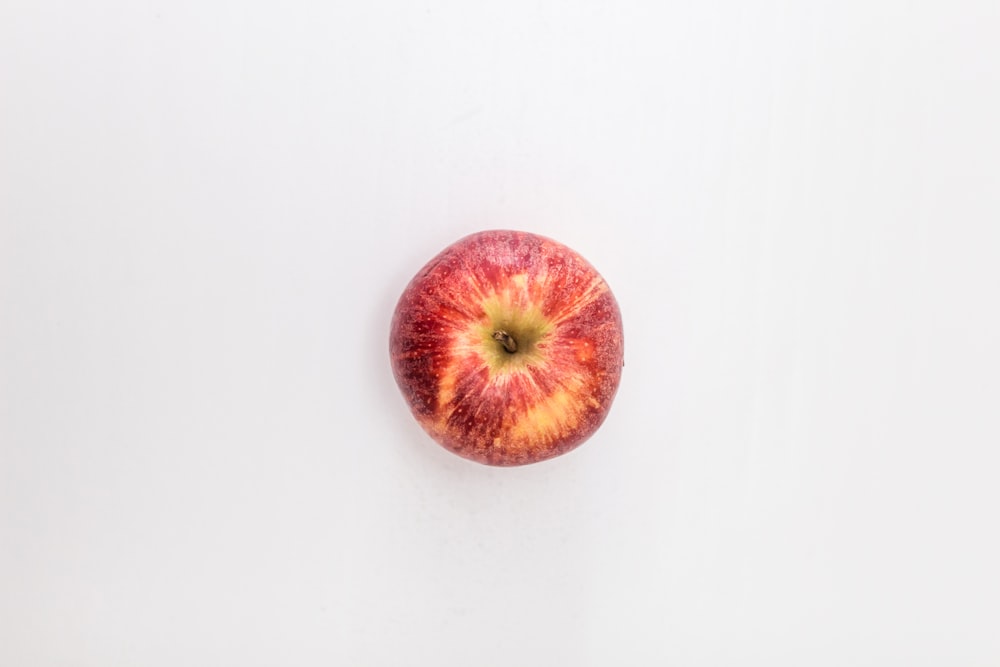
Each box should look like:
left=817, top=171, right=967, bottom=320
left=389, top=229, right=624, bottom=466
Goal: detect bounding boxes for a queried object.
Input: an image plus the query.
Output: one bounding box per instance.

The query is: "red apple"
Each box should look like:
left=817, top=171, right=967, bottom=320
left=389, top=230, right=624, bottom=466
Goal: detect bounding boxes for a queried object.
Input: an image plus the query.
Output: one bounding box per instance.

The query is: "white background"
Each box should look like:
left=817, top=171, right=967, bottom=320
left=2, top=1, right=999, bottom=664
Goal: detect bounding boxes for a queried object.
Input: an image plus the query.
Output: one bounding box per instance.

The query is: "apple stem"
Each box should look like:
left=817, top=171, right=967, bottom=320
left=492, top=330, right=518, bottom=354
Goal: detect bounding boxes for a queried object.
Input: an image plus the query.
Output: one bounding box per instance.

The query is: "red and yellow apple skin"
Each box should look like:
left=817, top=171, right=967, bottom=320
left=389, top=230, right=624, bottom=466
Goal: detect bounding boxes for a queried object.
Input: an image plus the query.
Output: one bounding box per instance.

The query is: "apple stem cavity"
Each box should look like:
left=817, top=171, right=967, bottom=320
left=492, top=330, right=518, bottom=354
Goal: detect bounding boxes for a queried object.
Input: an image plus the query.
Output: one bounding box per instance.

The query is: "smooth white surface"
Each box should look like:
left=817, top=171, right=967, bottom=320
left=2, top=1, right=999, bottom=664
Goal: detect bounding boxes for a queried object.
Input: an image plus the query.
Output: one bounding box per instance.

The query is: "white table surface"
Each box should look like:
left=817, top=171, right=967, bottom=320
left=2, top=1, right=998, bottom=664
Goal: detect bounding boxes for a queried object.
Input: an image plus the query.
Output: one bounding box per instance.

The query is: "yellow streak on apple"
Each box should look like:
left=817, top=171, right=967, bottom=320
left=508, top=385, right=585, bottom=446
left=548, top=275, right=610, bottom=327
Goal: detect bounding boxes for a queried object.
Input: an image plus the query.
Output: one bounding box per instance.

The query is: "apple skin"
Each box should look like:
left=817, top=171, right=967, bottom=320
left=389, top=229, right=624, bottom=466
